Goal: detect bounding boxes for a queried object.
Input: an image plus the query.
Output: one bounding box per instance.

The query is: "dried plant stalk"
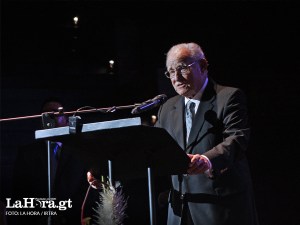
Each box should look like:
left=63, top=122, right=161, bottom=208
left=94, top=179, right=128, bottom=225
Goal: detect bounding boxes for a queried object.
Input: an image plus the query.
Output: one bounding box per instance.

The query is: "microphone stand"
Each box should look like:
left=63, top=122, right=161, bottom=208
left=0, top=103, right=142, bottom=122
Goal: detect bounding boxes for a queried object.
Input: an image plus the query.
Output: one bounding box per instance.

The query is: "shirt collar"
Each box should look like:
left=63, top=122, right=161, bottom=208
left=185, top=77, right=208, bottom=105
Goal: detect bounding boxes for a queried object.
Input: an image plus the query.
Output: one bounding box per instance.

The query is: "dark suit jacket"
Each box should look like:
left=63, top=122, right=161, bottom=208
left=155, top=79, right=259, bottom=225
left=11, top=140, right=97, bottom=225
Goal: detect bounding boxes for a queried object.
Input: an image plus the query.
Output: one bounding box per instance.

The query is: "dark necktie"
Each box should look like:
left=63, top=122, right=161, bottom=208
left=185, top=101, right=195, bottom=142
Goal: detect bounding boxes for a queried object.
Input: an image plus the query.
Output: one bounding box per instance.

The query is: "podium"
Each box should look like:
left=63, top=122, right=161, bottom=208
left=35, top=117, right=190, bottom=225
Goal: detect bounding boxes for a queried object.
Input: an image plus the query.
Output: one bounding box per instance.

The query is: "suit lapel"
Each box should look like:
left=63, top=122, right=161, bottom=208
left=186, top=79, right=216, bottom=149
left=171, top=96, right=185, bottom=150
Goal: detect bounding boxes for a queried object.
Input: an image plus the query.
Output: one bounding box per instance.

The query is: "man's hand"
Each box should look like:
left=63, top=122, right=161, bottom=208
left=187, top=154, right=212, bottom=176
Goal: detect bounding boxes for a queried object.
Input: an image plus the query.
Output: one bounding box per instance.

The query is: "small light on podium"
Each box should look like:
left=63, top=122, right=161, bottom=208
left=151, top=115, right=157, bottom=125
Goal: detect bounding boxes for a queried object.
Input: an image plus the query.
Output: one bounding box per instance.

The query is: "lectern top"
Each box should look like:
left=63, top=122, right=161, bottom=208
left=35, top=117, right=142, bottom=140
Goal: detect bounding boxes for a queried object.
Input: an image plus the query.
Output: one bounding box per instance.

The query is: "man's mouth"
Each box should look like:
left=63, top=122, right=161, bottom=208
left=177, top=83, right=189, bottom=88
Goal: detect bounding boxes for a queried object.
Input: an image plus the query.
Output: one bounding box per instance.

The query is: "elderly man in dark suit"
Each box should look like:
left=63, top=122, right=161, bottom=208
left=155, top=42, right=259, bottom=225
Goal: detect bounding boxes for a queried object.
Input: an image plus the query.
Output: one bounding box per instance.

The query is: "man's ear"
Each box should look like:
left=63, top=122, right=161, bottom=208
left=200, top=58, right=209, bottom=72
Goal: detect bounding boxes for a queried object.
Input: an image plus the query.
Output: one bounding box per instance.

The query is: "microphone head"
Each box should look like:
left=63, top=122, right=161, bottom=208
left=131, top=94, right=168, bottom=114
left=154, top=94, right=168, bottom=103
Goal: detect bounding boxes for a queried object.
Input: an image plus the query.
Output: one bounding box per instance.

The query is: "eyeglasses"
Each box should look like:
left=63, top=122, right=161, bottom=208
left=165, top=61, right=197, bottom=79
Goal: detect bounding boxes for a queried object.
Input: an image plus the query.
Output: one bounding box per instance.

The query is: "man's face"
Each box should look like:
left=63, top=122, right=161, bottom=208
left=167, top=57, right=205, bottom=98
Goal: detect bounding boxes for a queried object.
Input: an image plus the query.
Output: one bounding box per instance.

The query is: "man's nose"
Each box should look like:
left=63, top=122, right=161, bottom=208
left=172, top=70, right=182, bottom=80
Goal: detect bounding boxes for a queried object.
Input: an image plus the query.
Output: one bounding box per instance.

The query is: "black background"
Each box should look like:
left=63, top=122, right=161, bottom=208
left=1, top=0, right=300, bottom=224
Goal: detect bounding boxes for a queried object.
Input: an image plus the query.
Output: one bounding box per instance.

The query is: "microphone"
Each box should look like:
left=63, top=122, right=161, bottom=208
left=131, top=94, right=168, bottom=114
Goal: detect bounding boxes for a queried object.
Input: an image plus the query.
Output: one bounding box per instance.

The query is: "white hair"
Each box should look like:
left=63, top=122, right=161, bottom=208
left=166, top=42, right=205, bottom=65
